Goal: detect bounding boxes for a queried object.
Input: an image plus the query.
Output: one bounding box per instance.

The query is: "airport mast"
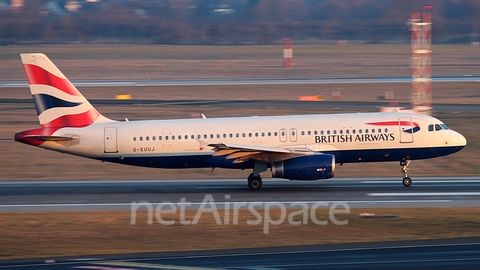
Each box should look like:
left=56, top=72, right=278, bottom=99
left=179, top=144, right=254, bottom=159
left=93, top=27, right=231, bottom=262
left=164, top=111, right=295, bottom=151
left=410, top=7, right=432, bottom=114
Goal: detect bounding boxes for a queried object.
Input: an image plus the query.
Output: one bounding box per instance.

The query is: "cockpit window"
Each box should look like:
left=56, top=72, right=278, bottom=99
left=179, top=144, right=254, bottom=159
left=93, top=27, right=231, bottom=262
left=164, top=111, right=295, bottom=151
left=429, top=123, right=450, bottom=132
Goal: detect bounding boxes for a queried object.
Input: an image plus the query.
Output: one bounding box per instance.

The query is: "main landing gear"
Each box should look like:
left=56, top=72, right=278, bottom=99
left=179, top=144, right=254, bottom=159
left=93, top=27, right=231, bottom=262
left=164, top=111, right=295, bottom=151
left=248, top=173, right=262, bottom=190
left=401, top=159, right=412, bottom=187
left=247, top=161, right=268, bottom=190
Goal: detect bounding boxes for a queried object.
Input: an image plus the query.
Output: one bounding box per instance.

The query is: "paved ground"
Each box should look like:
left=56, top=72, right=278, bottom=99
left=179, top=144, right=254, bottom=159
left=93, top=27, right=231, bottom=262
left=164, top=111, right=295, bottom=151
left=1, top=177, right=480, bottom=211
left=1, top=237, right=480, bottom=269
left=1, top=75, right=480, bottom=88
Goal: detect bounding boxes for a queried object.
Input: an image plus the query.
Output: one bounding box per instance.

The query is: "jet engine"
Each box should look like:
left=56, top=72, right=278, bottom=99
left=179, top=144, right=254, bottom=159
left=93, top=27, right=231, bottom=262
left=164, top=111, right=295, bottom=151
left=271, top=154, right=335, bottom=180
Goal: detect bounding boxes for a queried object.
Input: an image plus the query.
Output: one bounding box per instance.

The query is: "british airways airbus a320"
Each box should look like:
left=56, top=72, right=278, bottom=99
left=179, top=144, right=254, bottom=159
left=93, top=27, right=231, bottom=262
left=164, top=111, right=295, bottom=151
left=15, top=53, right=467, bottom=190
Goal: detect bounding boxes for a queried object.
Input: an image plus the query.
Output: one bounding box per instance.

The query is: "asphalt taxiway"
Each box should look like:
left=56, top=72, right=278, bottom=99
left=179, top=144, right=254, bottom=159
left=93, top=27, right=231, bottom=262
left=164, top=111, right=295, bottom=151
left=1, top=177, right=480, bottom=211
left=1, top=237, right=480, bottom=269
left=1, top=99, right=479, bottom=114
left=1, top=75, right=480, bottom=88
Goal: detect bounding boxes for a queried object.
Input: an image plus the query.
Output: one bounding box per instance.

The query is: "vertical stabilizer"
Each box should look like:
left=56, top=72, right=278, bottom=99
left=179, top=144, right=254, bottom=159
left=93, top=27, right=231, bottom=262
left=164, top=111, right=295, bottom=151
left=20, top=53, right=114, bottom=128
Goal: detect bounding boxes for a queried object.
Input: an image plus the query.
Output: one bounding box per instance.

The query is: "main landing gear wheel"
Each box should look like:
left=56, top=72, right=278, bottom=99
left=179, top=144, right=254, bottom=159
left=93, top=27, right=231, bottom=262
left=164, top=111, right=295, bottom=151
left=248, top=173, right=263, bottom=190
left=403, top=177, right=412, bottom=187
left=400, top=159, right=412, bottom=187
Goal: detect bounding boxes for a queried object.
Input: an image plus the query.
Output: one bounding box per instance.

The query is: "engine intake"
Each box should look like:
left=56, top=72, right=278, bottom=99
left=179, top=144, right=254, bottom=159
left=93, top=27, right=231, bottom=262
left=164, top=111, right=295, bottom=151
left=271, top=154, right=335, bottom=180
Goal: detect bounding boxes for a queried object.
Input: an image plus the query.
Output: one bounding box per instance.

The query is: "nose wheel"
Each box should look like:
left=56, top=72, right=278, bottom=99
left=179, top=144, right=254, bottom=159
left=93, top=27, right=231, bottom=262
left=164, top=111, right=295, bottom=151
left=400, top=160, right=412, bottom=187
left=402, top=177, right=412, bottom=187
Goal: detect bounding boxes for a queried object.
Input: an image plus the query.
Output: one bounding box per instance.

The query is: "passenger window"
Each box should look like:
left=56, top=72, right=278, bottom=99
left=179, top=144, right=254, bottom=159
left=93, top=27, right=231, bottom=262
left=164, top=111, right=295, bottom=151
left=327, top=130, right=330, bottom=135
left=197, top=134, right=201, bottom=139
left=333, top=130, right=337, bottom=135
left=172, top=136, right=175, bottom=140
left=274, top=132, right=278, bottom=136
left=346, top=130, right=349, bottom=134
left=249, top=133, right=252, bottom=137
left=365, top=129, right=368, bottom=134
left=314, top=131, right=317, bottom=135
left=339, top=130, right=343, bottom=135
left=178, top=136, right=181, bottom=140
left=146, top=136, right=149, bottom=141
left=216, top=134, right=220, bottom=138
left=153, top=136, right=156, bottom=141
left=292, top=131, right=296, bottom=136
left=230, top=134, right=233, bottom=138
left=308, top=131, right=311, bottom=135
left=321, top=130, right=324, bottom=135
left=204, top=134, right=207, bottom=139
left=242, top=133, right=246, bottom=137
left=159, top=136, right=162, bottom=140
left=428, top=125, right=434, bottom=131
left=236, top=133, right=239, bottom=138
left=384, top=128, right=388, bottom=133
left=165, top=136, right=169, bottom=140
left=191, top=135, right=194, bottom=139
left=140, top=137, right=143, bottom=141
left=268, top=132, right=271, bottom=137
left=185, top=135, right=188, bottom=140
left=210, top=134, right=214, bottom=139
left=261, top=132, right=265, bottom=137
left=371, top=129, right=375, bottom=133
left=301, top=131, right=305, bottom=135
left=223, top=134, right=226, bottom=138
left=255, top=133, right=259, bottom=137
left=378, top=129, right=381, bottom=133
left=359, top=129, right=362, bottom=134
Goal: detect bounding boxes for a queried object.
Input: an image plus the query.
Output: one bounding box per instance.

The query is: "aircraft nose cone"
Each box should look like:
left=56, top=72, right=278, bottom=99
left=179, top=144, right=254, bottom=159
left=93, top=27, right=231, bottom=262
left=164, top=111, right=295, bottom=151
left=453, top=131, right=467, bottom=147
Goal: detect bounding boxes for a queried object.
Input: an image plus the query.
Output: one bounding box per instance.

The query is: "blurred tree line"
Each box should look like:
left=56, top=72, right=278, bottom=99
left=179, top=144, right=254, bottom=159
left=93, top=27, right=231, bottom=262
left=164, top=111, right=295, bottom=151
left=1, top=0, right=479, bottom=44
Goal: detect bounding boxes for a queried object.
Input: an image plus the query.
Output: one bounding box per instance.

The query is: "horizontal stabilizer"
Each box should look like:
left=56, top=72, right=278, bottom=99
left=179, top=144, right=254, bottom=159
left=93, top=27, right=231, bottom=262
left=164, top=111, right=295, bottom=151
left=23, top=135, right=79, bottom=141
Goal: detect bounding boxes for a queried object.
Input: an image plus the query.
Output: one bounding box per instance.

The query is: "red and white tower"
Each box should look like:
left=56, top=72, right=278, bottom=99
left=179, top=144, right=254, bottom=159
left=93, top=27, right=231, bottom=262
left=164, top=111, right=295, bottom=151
left=283, top=38, right=293, bottom=67
left=410, top=7, right=432, bottom=113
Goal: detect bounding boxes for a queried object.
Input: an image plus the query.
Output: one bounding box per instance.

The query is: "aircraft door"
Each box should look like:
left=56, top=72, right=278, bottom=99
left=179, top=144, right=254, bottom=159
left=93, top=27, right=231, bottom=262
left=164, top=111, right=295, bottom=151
left=104, top=127, right=118, bottom=153
left=289, top=128, right=297, bottom=142
left=279, top=128, right=287, bottom=142
left=399, top=117, right=413, bottom=143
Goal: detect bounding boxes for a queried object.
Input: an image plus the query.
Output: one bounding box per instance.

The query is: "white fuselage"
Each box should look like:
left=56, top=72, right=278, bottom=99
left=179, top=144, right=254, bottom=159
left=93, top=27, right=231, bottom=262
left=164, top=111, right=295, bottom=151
left=40, top=112, right=466, bottom=169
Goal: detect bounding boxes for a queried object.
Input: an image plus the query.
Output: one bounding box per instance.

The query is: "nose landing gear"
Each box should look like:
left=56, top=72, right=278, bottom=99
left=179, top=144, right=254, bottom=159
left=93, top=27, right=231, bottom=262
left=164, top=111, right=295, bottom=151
left=401, top=159, right=412, bottom=187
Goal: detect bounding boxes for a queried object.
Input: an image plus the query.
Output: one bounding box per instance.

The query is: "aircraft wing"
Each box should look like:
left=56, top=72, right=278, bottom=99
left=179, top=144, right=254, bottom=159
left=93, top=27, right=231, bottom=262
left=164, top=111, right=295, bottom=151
left=208, top=143, right=314, bottom=163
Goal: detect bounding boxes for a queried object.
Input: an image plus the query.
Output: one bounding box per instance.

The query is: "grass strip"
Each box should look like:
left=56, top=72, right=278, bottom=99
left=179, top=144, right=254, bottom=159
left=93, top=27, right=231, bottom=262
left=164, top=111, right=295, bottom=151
left=1, top=207, right=480, bottom=260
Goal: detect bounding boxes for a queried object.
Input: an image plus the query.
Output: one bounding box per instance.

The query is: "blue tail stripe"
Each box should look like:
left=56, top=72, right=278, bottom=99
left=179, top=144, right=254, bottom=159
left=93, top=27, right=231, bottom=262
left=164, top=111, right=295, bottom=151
left=32, top=94, right=82, bottom=115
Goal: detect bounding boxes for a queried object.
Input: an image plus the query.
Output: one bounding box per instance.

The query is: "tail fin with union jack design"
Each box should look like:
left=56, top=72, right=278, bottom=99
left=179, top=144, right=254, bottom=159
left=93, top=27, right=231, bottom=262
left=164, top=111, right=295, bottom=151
left=20, top=53, right=114, bottom=128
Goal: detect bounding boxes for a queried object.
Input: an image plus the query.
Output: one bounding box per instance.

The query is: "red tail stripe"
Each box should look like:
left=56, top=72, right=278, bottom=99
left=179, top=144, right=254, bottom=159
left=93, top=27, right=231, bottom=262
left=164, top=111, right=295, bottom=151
left=23, top=64, right=80, bottom=97
left=40, top=109, right=100, bottom=128
left=367, top=121, right=419, bottom=127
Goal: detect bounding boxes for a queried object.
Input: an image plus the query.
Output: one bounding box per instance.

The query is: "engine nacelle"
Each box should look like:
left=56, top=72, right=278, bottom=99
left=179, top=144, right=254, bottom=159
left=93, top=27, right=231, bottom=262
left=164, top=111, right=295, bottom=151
left=271, top=154, right=335, bottom=180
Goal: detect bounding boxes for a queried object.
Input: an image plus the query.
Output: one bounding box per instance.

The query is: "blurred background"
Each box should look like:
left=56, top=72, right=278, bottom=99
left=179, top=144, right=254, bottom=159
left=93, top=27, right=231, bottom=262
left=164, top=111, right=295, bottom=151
left=1, top=0, right=480, bottom=45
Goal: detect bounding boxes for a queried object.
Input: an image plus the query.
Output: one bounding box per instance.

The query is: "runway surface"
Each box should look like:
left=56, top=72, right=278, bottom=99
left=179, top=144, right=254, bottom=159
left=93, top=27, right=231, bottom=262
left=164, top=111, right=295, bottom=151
left=1, top=237, right=480, bottom=269
left=1, top=99, right=478, bottom=114
left=1, top=75, right=480, bottom=88
left=1, top=177, right=480, bottom=211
